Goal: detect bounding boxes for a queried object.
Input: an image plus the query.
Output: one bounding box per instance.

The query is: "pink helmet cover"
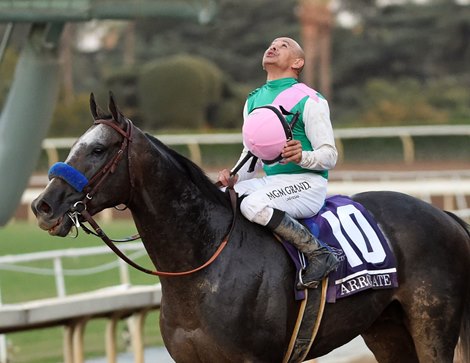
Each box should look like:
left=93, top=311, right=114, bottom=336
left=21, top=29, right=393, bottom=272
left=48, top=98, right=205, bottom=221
left=242, top=83, right=318, bottom=163
left=242, top=105, right=289, bottom=162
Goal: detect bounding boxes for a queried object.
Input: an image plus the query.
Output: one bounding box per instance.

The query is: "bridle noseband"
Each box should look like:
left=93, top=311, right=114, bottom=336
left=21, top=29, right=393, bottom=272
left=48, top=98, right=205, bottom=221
left=60, top=118, right=236, bottom=277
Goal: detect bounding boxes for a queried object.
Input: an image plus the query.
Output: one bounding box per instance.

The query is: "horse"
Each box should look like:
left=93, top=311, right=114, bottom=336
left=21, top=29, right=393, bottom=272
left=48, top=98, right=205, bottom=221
left=31, top=93, right=470, bottom=363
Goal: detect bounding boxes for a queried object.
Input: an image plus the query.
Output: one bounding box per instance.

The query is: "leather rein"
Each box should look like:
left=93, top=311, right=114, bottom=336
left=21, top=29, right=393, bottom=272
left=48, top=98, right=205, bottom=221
left=69, top=118, right=237, bottom=277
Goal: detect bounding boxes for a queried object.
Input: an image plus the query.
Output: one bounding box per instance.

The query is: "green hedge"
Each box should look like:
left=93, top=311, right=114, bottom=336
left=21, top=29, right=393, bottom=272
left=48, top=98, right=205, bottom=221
left=138, top=54, right=224, bottom=129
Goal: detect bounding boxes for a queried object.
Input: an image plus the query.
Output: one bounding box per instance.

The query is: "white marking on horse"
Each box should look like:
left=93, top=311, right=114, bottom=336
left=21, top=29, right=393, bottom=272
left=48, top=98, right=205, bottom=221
left=198, top=279, right=220, bottom=294
left=66, top=124, right=111, bottom=162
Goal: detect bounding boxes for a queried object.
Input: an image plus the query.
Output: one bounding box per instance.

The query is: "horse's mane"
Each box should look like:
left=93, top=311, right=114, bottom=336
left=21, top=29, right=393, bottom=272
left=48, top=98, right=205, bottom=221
left=145, top=133, right=231, bottom=207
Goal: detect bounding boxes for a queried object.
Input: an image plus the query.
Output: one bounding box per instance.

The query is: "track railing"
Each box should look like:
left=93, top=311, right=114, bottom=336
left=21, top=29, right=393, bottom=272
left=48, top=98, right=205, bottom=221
left=0, top=243, right=160, bottom=363
left=41, top=124, right=470, bottom=167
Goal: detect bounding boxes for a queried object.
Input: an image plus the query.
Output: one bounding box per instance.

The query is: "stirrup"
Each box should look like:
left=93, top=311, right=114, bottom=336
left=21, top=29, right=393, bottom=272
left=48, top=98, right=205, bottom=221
left=297, top=269, right=320, bottom=290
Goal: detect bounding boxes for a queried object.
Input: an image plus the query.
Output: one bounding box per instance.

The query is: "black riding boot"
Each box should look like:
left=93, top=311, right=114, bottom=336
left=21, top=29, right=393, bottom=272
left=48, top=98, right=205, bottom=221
left=267, top=209, right=339, bottom=289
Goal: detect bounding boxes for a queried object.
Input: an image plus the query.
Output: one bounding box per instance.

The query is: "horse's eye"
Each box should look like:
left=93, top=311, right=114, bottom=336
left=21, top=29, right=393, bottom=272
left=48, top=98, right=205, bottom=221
left=92, top=147, right=105, bottom=156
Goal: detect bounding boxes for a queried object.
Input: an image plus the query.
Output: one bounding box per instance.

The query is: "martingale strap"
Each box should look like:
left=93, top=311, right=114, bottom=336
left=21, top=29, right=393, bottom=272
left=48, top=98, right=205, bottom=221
left=48, top=162, right=88, bottom=192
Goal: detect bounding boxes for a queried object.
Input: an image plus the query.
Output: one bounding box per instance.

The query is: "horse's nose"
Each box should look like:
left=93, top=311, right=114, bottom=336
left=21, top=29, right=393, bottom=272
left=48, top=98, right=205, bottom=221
left=31, top=196, right=52, bottom=218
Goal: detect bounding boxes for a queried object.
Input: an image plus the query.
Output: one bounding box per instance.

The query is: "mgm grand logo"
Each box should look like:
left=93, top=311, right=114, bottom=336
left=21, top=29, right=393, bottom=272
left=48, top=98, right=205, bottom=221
left=266, top=181, right=311, bottom=200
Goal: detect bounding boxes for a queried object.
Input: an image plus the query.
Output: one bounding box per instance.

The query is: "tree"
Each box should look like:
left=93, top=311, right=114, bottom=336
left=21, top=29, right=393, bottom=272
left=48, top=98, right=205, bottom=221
left=332, top=1, right=470, bottom=124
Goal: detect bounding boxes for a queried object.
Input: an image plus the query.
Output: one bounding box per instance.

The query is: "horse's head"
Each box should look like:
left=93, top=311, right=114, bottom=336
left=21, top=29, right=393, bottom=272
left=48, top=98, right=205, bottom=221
left=31, top=93, right=133, bottom=236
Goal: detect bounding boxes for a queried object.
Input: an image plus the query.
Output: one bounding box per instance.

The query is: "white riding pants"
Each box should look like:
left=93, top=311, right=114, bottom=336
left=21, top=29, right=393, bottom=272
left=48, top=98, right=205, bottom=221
left=233, top=173, right=328, bottom=226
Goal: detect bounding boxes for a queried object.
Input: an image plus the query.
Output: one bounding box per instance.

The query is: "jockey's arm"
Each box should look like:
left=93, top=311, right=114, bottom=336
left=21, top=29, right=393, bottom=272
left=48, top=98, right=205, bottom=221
left=298, top=97, right=338, bottom=170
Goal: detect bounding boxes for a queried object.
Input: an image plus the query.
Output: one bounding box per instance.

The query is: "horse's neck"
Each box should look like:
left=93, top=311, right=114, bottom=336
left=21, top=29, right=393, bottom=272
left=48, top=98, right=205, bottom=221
left=128, top=135, right=233, bottom=272
left=132, top=186, right=232, bottom=274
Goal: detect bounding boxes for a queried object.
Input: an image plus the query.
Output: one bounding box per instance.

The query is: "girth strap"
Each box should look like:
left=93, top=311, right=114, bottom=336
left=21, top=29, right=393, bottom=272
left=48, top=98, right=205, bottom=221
left=283, top=278, right=328, bottom=363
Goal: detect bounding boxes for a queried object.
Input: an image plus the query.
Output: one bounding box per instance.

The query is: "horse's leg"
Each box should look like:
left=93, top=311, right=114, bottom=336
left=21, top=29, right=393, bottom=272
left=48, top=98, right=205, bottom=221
left=367, top=288, right=462, bottom=363
left=361, top=302, right=419, bottom=363
left=378, top=267, right=463, bottom=363
left=396, top=249, right=465, bottom=363
left=400, top=290, right=462, bottom=363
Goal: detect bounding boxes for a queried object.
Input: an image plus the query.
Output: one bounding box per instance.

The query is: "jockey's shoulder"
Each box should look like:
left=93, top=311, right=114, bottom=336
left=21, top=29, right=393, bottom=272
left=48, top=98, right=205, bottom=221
left=248, top=87, right=261, bottom=98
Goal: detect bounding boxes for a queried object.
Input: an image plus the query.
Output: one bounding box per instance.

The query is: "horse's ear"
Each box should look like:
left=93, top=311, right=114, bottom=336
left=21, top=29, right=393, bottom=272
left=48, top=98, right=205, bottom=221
left=108, top=91, right=126, bottom=127
left=89, top=93, right=107, bottom=121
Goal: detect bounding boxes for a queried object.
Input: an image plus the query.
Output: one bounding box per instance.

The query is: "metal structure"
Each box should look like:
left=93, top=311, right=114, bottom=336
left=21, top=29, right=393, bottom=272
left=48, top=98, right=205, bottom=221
left=0, top=0, right=216, bottom=226
left=0, top=0, right=216, bottom=23
left=0, top=23, right=62, bottom=226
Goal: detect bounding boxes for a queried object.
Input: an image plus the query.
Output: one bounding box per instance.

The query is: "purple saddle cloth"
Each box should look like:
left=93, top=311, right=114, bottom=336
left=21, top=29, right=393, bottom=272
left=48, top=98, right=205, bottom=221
left=283, top=195, right=398, bottom=303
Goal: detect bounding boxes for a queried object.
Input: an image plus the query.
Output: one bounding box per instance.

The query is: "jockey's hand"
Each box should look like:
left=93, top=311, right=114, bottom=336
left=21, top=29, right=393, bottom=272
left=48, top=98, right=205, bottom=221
left=281, top=139, right=302, bottom=164
left=217, top=169, right=238, bottom=187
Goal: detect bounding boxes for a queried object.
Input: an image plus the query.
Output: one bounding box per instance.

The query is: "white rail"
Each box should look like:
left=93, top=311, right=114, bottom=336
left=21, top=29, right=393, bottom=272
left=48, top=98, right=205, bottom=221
left=0, top=284, right=161, bottom=363
left=21, top=176, right=470, bottom=222
left=0, top=244, right=155, bottom=363
left=0, top=243, right=145, bottom=297
left=42, top=124, right=470, bottom=166
left=328, top=179, right=470, bottom=214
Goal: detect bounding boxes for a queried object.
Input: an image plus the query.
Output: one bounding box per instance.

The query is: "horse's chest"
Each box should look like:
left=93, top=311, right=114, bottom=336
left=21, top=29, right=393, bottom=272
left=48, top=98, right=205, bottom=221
left=163, top=325, right=258, bottom=363
left=164, top=326, right=207, bottom=360
left=160, top=289, right=243, bottom=362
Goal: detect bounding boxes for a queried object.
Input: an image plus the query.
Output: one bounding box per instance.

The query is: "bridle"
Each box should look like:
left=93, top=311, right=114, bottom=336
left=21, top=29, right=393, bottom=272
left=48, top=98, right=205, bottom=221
left=84, top=118, right=135, bottom=201
left=65, top=118, right=237, bottom=277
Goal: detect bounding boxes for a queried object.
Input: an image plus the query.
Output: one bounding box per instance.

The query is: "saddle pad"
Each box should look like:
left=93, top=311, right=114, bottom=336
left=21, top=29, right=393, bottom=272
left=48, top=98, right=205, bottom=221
left=301, top=195, right=398, bottom=303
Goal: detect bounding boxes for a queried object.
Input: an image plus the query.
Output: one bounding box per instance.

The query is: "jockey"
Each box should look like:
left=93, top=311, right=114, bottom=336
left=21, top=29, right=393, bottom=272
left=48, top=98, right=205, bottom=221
left=218, top=37, right=339, bottom=289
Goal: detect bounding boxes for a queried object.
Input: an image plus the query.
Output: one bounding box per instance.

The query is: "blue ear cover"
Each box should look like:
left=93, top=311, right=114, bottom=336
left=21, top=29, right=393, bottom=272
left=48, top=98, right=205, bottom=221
left=48, top=162, right=89, bottom=192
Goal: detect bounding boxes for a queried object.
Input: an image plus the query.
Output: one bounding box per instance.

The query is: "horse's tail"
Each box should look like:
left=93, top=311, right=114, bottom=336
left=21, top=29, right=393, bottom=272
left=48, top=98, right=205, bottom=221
left=445, top=211, right=470, bottom=238
left=445, top=211, right=470, bottom=363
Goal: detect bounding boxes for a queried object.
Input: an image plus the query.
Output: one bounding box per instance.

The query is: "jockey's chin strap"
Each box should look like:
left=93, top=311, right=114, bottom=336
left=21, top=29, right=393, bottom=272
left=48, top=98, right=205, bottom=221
left=66, top=118, right=238, bottom=277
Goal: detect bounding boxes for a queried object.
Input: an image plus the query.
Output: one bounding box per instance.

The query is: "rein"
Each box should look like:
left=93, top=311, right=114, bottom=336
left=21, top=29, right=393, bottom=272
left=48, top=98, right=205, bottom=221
left=78, top=188, right=237, bottom=277
left=66, top=118, right=237, bottom=277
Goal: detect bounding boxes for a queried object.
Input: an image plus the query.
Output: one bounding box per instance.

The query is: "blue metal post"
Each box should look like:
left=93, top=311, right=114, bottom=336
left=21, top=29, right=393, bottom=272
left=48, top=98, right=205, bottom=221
left=0, top=23, right=63, bottom=225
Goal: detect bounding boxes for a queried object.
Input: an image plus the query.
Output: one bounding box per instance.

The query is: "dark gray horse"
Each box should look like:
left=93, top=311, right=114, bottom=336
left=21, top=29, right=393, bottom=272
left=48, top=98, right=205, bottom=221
left=32, top=94, right=470, bottom=363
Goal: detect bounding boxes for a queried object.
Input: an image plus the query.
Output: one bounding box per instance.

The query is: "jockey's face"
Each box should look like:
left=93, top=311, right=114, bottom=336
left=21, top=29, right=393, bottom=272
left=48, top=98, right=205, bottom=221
left=262, top=37, right=304, bottom=76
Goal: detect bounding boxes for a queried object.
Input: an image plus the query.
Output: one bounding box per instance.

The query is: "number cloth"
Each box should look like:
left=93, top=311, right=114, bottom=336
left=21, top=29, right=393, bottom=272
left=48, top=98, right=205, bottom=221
left=303, top=195, right=398, bottom=303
